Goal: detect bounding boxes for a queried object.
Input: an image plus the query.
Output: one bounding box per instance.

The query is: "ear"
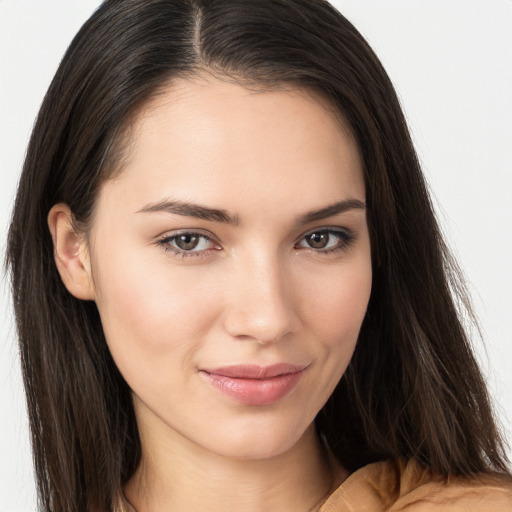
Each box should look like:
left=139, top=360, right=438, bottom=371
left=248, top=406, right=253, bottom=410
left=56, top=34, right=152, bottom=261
left=47, top=203, right=96, bottom=300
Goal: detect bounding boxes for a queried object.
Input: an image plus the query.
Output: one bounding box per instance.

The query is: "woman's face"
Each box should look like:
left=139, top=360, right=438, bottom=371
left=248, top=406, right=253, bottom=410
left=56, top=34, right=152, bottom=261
left=87, top=77, right=372, bottom=459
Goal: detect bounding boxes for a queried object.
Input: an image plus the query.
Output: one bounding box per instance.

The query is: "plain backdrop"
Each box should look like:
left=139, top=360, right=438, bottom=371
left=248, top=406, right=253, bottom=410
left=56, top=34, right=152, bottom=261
left=1, top=1, right=511, bottom=510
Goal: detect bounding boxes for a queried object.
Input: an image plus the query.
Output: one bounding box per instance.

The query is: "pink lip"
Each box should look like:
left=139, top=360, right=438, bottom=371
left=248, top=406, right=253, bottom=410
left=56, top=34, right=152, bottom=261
left=200, top=364, right=306, bottom=406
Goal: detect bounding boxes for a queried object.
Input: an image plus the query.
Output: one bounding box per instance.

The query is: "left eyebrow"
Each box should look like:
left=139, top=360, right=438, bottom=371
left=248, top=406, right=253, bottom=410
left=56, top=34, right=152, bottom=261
left=297, top=199, right=366, bottom=225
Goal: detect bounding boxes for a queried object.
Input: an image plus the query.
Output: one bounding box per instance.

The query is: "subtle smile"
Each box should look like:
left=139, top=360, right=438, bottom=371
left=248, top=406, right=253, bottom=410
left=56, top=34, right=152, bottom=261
left=199, top=364, right=307, bottom=406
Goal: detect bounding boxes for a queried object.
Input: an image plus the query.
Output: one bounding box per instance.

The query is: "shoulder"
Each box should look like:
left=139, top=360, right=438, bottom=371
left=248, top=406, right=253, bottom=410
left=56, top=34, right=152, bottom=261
left=321, top=459, right=512, bottom=512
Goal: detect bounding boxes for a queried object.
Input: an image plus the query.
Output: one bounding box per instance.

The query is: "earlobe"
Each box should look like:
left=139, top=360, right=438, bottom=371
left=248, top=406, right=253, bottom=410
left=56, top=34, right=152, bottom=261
left=47, top=204, right=95, bottom=301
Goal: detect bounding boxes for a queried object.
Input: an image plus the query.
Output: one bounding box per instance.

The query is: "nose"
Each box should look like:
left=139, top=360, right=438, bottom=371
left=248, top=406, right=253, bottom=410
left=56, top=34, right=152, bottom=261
left=222, top=252, right=300, bottom=345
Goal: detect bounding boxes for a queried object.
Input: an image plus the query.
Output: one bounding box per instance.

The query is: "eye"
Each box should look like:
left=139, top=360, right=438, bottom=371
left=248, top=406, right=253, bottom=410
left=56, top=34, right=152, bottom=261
left=296, top=228, right=354, bottom=253
left=157, top=231, right=220, bottom=257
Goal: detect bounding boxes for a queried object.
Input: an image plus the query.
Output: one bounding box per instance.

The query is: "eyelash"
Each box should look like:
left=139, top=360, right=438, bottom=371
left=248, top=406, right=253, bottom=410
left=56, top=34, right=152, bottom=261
left=156, top=227, right=355, bottom=259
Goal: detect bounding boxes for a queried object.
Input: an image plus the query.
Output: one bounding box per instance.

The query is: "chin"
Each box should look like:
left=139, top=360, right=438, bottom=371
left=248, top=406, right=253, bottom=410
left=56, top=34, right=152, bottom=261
left=195, top=416, right=314, bottom=461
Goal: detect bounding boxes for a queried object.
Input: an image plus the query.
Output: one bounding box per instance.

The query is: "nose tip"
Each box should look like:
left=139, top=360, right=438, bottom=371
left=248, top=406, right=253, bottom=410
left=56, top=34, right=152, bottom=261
left=225, top=313, right=289, bottom=345
left=222, top=265, right=299, bottom=345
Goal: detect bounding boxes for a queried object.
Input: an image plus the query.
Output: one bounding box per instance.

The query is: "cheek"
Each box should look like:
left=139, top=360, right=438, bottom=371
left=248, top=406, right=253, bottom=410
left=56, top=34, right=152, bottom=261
left=91, top=245, right=221, bottom=385
left=289, top=252, right=372, bottom=424
left=301, top=256, right=372, bottom=351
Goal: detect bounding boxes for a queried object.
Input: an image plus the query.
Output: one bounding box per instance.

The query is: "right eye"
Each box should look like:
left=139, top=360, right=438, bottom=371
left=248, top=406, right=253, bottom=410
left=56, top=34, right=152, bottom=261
left=157, top=231, right=220, bottom=258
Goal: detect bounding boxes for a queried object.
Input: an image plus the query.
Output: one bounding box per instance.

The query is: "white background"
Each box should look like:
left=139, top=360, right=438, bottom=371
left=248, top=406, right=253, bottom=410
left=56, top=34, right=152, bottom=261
left=1, top=1, right=511, bottom=510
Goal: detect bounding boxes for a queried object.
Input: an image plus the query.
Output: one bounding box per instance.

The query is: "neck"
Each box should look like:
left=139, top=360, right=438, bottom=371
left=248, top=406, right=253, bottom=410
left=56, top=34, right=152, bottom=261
left=124, top=414, right=345, bottom=512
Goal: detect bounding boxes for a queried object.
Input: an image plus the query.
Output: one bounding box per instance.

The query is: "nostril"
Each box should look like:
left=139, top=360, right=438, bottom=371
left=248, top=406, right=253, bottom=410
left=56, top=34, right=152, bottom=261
left=222, top=299, right=298, bottom=345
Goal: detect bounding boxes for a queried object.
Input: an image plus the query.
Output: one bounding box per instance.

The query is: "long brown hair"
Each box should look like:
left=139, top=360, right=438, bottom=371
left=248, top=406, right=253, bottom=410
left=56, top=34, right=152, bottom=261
left=6, top=0, right=510, bottom=510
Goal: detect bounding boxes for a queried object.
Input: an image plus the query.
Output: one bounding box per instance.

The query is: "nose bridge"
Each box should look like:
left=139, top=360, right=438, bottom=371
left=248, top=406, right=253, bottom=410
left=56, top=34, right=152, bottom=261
left=223, top=247, right=298, bottom=344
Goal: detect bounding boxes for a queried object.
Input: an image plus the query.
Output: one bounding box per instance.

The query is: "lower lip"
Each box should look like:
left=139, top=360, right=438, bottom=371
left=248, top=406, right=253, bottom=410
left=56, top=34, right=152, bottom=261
left=200, top=370, right=303, bottom=406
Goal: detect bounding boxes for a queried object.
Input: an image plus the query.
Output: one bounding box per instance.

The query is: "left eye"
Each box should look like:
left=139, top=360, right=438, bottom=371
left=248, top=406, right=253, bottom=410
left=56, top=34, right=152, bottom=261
left=296, top=229, right=352, bottom=251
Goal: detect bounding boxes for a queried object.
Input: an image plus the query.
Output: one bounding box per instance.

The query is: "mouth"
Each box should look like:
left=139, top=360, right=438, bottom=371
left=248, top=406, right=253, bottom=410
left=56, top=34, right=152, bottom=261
left=199, top=363, right=307, bottom=406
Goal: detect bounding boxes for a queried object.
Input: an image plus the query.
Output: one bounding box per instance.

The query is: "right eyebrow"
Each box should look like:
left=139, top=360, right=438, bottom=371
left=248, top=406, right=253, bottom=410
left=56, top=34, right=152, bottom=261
left=136, top=199, right=240, bottom=226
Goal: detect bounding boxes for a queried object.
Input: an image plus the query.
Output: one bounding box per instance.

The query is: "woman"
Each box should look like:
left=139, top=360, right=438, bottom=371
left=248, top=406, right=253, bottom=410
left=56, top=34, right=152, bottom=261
left=6, top=0, right=511, bottom=511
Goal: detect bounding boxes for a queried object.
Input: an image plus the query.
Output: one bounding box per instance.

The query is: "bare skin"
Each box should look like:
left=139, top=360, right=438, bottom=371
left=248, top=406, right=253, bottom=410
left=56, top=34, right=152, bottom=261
left=127, top=419, right=345, bottom=512
left=49, top=76, right=371, bottom=512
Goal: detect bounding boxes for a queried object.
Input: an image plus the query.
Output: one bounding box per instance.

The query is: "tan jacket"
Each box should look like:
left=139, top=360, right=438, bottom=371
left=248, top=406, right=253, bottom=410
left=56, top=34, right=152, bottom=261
left=320, top=459, right=512, bottom=511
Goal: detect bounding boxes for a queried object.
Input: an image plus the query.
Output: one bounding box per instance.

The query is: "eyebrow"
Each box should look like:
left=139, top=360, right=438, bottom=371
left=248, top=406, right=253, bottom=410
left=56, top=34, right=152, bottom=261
left=137, top=198, right=366, bottom=226
left=298, top=198, right=366, bottom=224
left=137, top=200, right=240, bottom=225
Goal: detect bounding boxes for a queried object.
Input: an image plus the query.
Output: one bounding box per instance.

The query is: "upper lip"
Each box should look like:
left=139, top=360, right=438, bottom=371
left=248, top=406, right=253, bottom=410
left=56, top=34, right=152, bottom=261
left=201, top=363, right=307, bottom=379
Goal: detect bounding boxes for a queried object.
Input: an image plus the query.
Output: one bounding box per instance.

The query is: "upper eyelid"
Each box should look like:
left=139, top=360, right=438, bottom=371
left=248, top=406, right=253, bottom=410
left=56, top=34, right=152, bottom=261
left=302, top=225, right=349, bottom=233
left=157, top=228, right=217, bottom=241
left=296, top=225, right=352, bottom=240
left=156, top=226, right=351, bottom=240
left=158, top=225, right=346, bottom=234
left=156, top=230, right=218, bottom=249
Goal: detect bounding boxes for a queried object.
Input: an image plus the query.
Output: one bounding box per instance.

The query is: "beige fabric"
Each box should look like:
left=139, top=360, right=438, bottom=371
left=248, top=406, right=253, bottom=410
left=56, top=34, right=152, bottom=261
left=320, top=459, right=512, bottom=512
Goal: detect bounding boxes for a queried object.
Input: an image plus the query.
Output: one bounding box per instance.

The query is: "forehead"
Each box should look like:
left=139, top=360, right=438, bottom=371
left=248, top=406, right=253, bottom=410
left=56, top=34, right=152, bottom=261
left=98, top=76, right=365, bottom=219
